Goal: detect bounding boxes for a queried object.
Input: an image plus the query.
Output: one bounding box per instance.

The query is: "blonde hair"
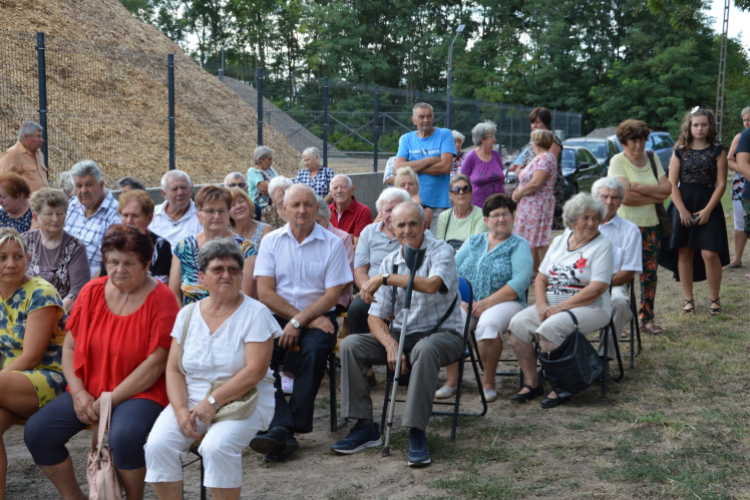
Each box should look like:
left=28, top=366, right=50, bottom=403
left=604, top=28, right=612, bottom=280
left=394, top=166, right=420, bottom=189
left=228, top=187, right=254, bottom=227
left=531, top=129, right=554, bottom=150
left=0, top=227, right=28, bottom=255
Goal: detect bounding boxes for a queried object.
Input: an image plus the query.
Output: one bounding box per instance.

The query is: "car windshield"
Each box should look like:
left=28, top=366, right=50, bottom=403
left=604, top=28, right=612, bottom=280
left=565, top=141, right=607, bottom=160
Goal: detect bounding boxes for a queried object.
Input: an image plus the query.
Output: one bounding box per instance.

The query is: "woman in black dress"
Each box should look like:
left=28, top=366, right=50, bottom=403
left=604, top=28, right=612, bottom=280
left=660, top=108, right=729, bottom=316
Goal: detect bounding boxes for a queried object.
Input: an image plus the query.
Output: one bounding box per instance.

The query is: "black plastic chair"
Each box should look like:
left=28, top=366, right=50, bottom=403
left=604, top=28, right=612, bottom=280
left=380, top=277, right=487, bottom=441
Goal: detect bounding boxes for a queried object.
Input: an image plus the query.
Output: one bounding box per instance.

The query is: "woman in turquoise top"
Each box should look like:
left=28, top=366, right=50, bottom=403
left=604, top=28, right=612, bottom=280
left=435, top=194, right=532, bottom=403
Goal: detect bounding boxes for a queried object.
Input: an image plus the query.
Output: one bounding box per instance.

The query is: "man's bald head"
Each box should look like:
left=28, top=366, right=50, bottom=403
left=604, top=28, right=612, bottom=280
left=284, top=184, right=318, bottom=230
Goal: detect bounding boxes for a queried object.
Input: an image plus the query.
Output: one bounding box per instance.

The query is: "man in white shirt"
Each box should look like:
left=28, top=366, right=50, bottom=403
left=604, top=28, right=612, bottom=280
left=593, top=177, right=643, bottom=358
left=251, top=184, right=352, bottom=461
left=148, top=170, right=202, bottom=247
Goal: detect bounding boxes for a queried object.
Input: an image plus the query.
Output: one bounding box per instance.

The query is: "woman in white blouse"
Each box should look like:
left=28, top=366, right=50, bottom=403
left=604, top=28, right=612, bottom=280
left=507, top=193, right=614, bottom=409
left=145, top=238, right=280, bottom=499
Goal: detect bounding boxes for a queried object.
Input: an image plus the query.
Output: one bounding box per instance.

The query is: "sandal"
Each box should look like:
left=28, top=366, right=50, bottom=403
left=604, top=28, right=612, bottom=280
left=725, top=261, right=743, bottom=269
left=682, top=299, right=695, bottom=316
left=641, top=321, right=665, bottom=335
left=710, top=299, right=722, bottom=317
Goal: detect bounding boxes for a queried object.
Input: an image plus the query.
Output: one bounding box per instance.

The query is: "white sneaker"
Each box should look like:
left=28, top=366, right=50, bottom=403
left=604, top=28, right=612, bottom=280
left=434, top=384, right=457, bottom=399
left=483, top=388, right=498, bottom=402
left=282, top=376, right=294, bottom=395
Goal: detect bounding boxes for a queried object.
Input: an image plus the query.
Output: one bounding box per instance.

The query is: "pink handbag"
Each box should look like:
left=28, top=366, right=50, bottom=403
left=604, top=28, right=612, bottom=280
left=86, top=392, right=122, bottom=500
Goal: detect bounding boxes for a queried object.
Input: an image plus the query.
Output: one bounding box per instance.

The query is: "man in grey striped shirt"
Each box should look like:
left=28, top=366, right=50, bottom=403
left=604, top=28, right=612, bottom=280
left=333, top=201, right=464, bottom=467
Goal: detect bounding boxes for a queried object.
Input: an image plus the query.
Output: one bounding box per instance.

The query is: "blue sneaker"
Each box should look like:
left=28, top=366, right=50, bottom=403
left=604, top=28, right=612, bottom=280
left=407, top=429, right=431, bottom=467
left=331, top=421, right=382, bottom=454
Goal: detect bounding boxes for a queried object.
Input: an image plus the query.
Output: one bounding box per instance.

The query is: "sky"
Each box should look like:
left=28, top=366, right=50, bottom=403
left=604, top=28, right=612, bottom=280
left=709, top=0, right=750, bottom=52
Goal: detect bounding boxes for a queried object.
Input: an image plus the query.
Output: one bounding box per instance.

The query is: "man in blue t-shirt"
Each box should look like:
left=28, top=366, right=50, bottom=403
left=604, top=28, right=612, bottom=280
left=394, top=103, right=456, bottom=231
left=737, top=128, right=750, bottom=236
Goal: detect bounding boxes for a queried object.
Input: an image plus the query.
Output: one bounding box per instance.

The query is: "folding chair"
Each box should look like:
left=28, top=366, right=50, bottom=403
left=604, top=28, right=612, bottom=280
left=597, top=317, right=625, bottom=396
left=380, top=277, right=487, bottom=441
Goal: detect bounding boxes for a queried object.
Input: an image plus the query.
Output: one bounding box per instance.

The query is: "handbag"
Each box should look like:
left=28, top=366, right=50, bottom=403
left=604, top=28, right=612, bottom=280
left=646, top=151, right=673, bottom=237
left=539, top=311, right=603, bottom=399
left=178, top=303, right=259, bottom=423
left=86, top=392, right=122, bottom=500
left=442, top=209, right=466, bottom=252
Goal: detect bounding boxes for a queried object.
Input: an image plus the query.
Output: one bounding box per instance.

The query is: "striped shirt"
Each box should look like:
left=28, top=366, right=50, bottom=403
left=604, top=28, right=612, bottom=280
left=64, top=190, right=121, bottom=277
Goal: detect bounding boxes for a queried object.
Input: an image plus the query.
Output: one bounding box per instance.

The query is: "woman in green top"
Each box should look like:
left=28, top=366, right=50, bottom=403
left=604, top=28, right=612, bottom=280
left=435, top=175, right=487, bottom=251
left=247, top=146, right=279, bottom=208
left=607, top=119, right=672, bottom=335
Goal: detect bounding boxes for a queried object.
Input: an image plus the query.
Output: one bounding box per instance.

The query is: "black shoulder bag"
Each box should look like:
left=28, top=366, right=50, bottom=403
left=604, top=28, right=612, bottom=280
left=539, top=310, right=603, bottom=399
left=442, top=209, right=465, bottom=253
left=646, top=150, right=673, bottom=237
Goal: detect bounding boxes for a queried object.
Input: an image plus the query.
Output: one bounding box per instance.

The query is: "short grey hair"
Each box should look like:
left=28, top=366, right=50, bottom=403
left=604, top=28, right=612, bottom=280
left=254, top=146, right=275, bottom=164
left=330, top=174, right=352, bottom=189
left=471, top=120, right=497, bottom=146
left=70, top=160, right=103, bottom=182
left=393, top=200, right=426, bottom=223
left=118, top=176, right=145, bottom=191
left=591, top=177, right=625, bottom=199
left=563, top=193, right=607, bottom=228
left=413, top=103, right=433, bottom=116
left=742, top=107, right=750, bottom=118
left=315, top=195, right=331, bottom=224
left=449, top=174, right=471, bottom=189
left=375, top=188, right=411, bottom=213
left=18, top=122, right=43, bottom=142
left=302, top=147, right=320, bottom=160
left=452, top=130, right=465, bottom=142
left=197, top=237, right=245, bottom=273
left=284, top=183, right=317, bottom=206
left=161, top=170, right=192, bottom=191
left=268, top=176, right=294, bottom=199
left=57, top=171, right=75, bottom=198
left=224, top=172, right=246, bottom=185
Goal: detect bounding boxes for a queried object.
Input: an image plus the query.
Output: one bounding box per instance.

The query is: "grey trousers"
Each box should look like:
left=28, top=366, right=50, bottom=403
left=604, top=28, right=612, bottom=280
left=340, top=330, right=464, bottom=431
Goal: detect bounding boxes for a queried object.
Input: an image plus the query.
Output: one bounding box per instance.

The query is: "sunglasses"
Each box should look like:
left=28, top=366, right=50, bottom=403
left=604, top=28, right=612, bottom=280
left=450, top=185, right=472, bottom=194
left=207, top=265, right=242, bottom=276
left=227, top=183, right=247, bottom=189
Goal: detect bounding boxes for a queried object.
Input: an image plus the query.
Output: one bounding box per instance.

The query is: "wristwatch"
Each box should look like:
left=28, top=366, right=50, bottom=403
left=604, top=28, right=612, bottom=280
left=291, top=318, right=302, bottom=329
left=207, top=395, right=221, bottom=411
left=382, top=273, right=391, bottom=286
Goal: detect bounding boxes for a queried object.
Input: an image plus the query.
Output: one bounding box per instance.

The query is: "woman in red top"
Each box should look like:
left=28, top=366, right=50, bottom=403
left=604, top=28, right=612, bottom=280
left=24, top=225, right=179, bottom=500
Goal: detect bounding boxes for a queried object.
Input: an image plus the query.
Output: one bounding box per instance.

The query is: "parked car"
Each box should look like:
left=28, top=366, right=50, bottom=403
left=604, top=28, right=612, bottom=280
left=608, top=132, right=675, bottom=173
left=507, top=145, right=603, bottom=201
left=562, top=136, right=620, bottom=175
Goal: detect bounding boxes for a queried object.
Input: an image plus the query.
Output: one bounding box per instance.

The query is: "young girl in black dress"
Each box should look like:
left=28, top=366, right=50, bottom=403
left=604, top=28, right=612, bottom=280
left=661, top=108, right=729, bottom=316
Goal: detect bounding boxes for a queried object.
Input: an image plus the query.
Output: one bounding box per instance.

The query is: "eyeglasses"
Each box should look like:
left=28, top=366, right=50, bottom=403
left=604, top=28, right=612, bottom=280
left=207, top=265, right=241, bottom=276
left=227, top=183, right=247, bottom=189
left=488, top=212, right=513, bottom=220
left=201, top=208, right=229, bottom=217
left=450, top=185, right=472, bottom=194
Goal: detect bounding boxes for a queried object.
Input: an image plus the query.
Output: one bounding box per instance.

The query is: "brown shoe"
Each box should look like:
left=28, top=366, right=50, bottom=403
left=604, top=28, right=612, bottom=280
left=641, top=321, right=664, bottom=335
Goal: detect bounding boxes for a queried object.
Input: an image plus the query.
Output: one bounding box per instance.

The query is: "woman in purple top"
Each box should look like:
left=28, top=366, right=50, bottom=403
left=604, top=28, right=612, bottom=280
left=460, top=120, right=505, bottom=208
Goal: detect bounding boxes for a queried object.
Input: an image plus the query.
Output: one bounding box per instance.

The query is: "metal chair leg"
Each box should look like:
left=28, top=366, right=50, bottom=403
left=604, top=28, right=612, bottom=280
left=329, top=352, right=337, bottom=432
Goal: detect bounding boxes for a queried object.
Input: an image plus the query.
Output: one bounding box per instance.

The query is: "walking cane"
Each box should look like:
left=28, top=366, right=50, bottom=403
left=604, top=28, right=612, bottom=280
left=382, top=243, right=426, bottom=457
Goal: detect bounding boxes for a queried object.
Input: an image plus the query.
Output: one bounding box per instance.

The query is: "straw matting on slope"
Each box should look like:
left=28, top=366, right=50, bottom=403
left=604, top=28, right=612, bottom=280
left=0, top=0, right=300, bottom=188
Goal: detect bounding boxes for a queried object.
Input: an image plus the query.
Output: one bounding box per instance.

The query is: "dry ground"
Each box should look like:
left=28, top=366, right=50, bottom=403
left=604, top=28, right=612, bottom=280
left=5, top=187, right=750, bottom=500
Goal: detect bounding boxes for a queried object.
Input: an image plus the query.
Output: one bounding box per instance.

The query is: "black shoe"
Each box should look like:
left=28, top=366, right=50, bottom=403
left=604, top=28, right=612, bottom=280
left=407, top=429, right=431, bottom=467
left=331, top=421, right=382, bottom=454
left=510, top=383, right=544, bottom=404
left=540, top=396, right=569, bottom=409
left=250, top=427, right=299, bottom=457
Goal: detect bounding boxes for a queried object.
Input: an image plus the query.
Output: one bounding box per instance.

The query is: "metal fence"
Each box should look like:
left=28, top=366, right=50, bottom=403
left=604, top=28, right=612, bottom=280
left=1, top=29, right=583, bottom=188
left=206, top=63, right=584, bottom=173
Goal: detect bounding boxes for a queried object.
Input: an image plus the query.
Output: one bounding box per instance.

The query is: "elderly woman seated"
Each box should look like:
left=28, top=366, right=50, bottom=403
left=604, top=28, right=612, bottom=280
left=24, top=225, right=179, bottom=500
left=435, top=195, right=532, bottom=402
left=507, top=193, right=614, bottom=409
left=261, top=176, right=294, bottom=230
left=145, top=238, right=278, bottom=500
left=23, top=188, right=90, bottom=312
left=0, top=228, right=68, bottom=496
left=229, top=187, right=272, bottom=251
left=247, top=146, right=279, bottom=208
left=395, top=167, right=433, bottom=229
left=435, top=174, right=487, bottom=251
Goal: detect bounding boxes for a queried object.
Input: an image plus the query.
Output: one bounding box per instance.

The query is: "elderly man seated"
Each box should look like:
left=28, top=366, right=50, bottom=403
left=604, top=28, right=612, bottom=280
left=149, top=170, right=202, bottom=247
left=333, top=201, right=464, bottom=467
left=0, top=121, right=49, bottom=193
left=329, top=174, right=372, bottom=248
left=593, top=178, right=642, bottom=357
left=251, top=184, right=352, bottom=461
left=63, top=160, right=121, bottom=277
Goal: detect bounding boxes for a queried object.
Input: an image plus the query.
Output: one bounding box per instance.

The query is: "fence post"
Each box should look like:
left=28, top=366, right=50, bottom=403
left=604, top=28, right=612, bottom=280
left=578, top=114, right=582, bottom=137
left=566, top=112, right=570, bottom=138
left=373, top=85, right=379, bottom=173
left=256, top=68, right=264, bottom=146
left=36, top=32, right=48, bottom=173
left=499, top=104, right=505, bottom=153
left=475, top=100, right=481, bottom=126
left=509, top=106, right=515, bottom=154
left=167, top=54, right=175, bottom=171
left=323, top=77, right=329, bottom=169
left=415, top=90, right=420, bottom=104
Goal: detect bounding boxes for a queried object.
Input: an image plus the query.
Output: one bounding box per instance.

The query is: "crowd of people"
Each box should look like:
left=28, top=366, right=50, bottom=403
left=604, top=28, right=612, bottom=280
left=0, top=101, right=747, bottom=498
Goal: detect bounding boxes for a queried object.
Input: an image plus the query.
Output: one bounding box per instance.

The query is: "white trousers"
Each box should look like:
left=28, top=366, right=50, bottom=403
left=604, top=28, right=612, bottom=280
left=508, top=304, right=610, bottom=347
left=144, top=404, right=266, bottom=489
left=461, top=301, right=526, bottom=342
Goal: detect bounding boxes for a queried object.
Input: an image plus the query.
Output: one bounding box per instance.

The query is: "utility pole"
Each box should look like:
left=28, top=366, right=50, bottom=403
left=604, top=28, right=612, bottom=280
left=715, top=0, right=729, bottom=141
left=446, top=24, right=465, bottom=130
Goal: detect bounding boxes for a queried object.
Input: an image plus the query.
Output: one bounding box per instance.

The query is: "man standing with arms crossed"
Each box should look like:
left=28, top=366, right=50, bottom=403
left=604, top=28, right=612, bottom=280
left=394, top=103, right=456, bottom=232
